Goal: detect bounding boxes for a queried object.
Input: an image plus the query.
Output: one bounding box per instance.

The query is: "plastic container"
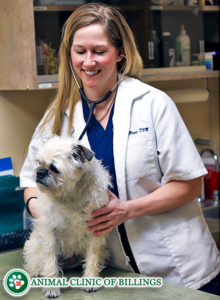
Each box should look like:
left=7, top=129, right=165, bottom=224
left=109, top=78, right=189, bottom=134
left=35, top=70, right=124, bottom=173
left=176, top=24, right=191, bottom=66
left=161, top=32, right=175, bottom=67
left=200, top=149, right=220, bottom=201
left=204, top=52, right=216, bottom=70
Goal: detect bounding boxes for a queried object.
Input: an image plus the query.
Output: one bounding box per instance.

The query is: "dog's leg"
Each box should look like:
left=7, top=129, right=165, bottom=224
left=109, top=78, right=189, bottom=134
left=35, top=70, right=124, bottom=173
left=82, top=236, right=107, bottom=292
left=24, top=223, right=61, bottom=298
left=23, top=229, right=43, bottom=277
left=40, top=230, right=62, bottom=298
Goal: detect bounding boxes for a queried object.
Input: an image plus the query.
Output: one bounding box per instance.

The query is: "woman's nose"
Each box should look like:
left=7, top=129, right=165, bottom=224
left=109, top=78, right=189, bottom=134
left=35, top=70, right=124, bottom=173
left=83, top=53, right=96, bottom=67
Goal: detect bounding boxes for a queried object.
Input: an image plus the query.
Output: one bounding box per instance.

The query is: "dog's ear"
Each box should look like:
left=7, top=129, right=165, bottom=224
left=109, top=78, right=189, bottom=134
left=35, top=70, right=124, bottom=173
left=72, top=145, right=94, bottom=163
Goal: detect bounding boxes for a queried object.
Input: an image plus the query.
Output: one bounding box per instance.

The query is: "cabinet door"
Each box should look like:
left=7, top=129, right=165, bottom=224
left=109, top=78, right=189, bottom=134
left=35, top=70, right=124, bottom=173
left=0, top=0, right=37, bottom=90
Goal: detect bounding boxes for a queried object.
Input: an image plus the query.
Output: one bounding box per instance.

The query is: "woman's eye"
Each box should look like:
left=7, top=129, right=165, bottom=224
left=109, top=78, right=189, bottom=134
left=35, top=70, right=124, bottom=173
left=95, top=50, right=105, bottom=54
left=76, top=51, right=85, bottom=54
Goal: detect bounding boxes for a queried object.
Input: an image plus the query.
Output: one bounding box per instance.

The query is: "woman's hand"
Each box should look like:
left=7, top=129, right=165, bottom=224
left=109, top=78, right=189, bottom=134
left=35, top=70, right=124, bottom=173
left=87, top=177, right=202, bottom=236
left=87, top=189, right=128, bottom=236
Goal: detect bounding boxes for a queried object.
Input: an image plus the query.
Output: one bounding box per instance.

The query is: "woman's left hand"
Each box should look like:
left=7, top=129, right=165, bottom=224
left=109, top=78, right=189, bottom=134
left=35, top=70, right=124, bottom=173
left=87, top=189, right=128, bottom=236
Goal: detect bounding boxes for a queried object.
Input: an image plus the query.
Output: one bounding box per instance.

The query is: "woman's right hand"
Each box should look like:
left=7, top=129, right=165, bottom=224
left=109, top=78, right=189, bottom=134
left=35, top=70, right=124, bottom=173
left=24, top=187, right=39, bottom=218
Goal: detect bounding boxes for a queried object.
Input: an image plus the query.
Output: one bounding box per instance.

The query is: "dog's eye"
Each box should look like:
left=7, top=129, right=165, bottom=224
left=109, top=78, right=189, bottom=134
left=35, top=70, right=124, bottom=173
left=49, top=164, right=60, bottom=174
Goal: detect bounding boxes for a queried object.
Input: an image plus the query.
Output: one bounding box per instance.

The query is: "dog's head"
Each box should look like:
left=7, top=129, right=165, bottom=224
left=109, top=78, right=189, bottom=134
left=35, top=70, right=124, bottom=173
left=35, top=135, right=94, bottom=194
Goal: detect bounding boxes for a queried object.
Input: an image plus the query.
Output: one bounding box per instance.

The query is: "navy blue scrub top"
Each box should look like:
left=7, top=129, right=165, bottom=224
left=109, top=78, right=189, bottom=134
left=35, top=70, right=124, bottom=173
left=82, top=100, right=119, bottom=197
left=82, top=99, right=140, bottom=274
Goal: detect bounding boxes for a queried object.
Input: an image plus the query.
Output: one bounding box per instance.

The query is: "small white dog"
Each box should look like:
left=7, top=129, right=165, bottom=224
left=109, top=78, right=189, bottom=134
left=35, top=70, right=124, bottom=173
left=23, top=135, right=111, bottom=298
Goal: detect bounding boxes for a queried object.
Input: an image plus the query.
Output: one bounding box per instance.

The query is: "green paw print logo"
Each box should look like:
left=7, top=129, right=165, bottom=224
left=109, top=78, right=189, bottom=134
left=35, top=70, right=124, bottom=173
left=3, top=269, right=31, bottom=297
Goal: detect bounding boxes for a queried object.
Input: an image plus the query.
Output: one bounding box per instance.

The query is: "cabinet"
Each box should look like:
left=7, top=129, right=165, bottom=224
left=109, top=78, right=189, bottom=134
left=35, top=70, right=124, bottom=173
left=0, top=0, right=219, bottom=90
left=0, top=0, right=37, bottom=90
left=150, top=4, right=219, bottom=68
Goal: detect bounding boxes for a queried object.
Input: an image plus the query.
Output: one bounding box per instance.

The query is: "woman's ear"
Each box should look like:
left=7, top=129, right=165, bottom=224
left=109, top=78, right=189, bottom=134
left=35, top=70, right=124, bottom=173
left=117, top=48, right=126, bottom=62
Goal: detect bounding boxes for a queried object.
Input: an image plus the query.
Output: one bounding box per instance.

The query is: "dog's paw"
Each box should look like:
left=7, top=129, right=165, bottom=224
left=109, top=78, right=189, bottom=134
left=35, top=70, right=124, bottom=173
left=42, top=287, right=61, bottom=298
left=82, top=286, right=101, bottom=293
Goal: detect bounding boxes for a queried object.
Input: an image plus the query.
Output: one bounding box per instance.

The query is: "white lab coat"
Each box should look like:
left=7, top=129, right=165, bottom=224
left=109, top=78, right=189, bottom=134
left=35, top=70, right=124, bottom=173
left=20, top=76, right=220, bottom=289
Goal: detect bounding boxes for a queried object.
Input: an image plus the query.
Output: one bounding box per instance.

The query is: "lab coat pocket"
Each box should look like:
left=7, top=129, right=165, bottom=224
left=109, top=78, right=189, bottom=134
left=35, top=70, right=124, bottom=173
left=126, top=136, right=157, bottom=181
left=161, top=215, right=219, bottom=288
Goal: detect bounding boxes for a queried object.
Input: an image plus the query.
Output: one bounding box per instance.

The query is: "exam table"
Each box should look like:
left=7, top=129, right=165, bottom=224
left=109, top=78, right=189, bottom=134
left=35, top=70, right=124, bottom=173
left=0, top=249, right=218, bottom=300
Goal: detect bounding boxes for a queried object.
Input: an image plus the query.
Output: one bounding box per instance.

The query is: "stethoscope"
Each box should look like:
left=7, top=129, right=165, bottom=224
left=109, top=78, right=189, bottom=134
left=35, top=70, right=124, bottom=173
left=69, top=59, right=125, bottom=140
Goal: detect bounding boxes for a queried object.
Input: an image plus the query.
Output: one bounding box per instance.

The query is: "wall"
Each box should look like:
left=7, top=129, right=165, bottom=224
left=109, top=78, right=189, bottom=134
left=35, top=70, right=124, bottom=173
left=0, top=77, right=219, bottom=176
left=151, top=77, right=219, bottom=155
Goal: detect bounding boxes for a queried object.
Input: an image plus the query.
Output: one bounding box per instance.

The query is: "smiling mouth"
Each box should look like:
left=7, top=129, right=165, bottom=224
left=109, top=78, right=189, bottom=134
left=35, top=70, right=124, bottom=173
left=83, top=70, right=100, bottom=76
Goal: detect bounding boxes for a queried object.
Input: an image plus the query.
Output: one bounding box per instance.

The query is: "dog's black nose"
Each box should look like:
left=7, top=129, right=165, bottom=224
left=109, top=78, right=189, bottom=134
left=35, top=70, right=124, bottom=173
left=37, top=169, right=48, bottom=179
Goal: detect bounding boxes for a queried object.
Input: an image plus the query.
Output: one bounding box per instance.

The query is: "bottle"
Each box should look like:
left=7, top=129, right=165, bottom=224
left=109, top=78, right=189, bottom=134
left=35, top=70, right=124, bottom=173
left=176, top=24, right=191, bottom=66
left=147, top=39, right=155, bottom=68
left=147, top=30, right=160, bottom=68
left=161, top=32, right=175, bottom=68
left=36, top=38, right=44, bottom=75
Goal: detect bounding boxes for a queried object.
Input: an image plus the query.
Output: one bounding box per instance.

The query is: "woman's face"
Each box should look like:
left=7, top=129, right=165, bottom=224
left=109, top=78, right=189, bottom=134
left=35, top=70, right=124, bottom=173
left=71, top=22, right=122, bottom=96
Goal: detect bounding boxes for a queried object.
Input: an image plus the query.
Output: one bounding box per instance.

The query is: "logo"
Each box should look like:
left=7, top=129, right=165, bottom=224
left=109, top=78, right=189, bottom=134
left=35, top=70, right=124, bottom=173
left=3, top=269, right=31, bottom=297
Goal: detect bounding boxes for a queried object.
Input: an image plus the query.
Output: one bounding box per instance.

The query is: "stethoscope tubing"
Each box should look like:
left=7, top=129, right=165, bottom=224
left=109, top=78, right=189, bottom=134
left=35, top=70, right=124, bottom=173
left=78, top=89, right=112, bottom=140
left=69, top=59, right=122, bottom=141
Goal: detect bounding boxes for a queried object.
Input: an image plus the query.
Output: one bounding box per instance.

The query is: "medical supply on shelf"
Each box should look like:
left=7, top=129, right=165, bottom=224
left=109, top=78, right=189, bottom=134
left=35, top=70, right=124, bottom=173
left=176, top=24, right=191, bottom=66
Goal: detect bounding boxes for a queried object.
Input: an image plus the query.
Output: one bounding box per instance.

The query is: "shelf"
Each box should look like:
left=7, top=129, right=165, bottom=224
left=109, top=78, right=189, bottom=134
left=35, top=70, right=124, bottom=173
left=150, top=5, right=196, bottom=11
left=34, top=5, right=79, bottom=11
left=37, top=75, right=58, bottom=89
left=34, top=5, right=143, bottom=12
left=142, top=66, right=220, bottom=82
left=201, top=5, right=220, bottom=12
left=150, top=5, right=219, bottom=12
left=35, top=67, right=219, bottom=89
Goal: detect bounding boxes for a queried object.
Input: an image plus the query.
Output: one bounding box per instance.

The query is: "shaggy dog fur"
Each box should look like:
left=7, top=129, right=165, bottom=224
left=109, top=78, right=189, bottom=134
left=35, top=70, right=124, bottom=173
left=23, top=135, right=110, bottom=298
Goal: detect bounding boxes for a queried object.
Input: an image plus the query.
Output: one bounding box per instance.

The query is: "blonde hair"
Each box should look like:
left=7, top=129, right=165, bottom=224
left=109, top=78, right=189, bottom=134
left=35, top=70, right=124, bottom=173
left=43, top=2, right=143, bottom=136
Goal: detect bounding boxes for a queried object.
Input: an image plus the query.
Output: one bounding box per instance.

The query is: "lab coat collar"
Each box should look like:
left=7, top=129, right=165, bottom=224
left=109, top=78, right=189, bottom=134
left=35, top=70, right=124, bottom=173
left=65, top=100, right=91, bottom=149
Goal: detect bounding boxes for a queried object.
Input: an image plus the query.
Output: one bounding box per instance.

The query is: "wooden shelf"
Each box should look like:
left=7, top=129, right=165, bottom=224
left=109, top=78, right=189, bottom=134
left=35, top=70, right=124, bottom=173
left=201, top=5, right=220, bottom=12
left=37, top=75, right=58, bottom=89
left=34, top=5, right=79, bottom=11
left=142, top=66, right=220, bottom=82
left=35, top=67, right=220, bottom=89
left=35, top=4, right=220, bottom=12
left=150, top=5, right=194, bottom=11
left=34, top=5, right=143, bottom=12
left=142, top=70, right=219, bottom=82
left=150, top=5, right=219, bottom=12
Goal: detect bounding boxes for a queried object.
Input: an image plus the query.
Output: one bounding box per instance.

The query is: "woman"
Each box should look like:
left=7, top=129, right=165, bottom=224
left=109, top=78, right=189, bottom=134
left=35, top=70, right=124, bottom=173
left=20, top=2, right=220, bottom=294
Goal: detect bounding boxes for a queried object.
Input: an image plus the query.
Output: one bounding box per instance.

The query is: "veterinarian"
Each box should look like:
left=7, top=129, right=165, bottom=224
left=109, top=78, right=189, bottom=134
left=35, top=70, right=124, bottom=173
left=20, top=2, right=220, bottom=295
